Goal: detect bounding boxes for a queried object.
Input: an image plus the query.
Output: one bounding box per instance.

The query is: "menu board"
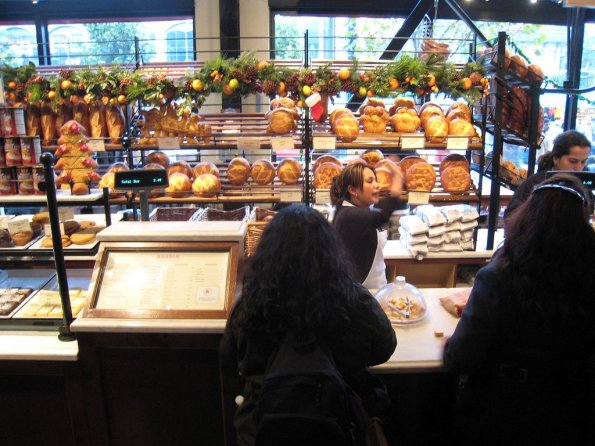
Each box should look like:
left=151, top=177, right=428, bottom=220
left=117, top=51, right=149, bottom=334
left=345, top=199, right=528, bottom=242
left=95, top=251, right=229, bottom=311
left=85, top=242, right=240, bottom=319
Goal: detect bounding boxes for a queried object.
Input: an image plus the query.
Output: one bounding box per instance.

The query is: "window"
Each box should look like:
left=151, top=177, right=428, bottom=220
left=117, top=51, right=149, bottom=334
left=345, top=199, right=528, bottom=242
left=0, top=24, right=37, bottom=66
left=166, top=23, right=194, bottom=62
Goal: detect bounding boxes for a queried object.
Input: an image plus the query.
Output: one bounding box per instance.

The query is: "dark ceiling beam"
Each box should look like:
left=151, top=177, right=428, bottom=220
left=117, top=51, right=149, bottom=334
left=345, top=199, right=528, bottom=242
left=443, top=0, right=490, bottom=47
left=379, top=0, right=433, bottom=60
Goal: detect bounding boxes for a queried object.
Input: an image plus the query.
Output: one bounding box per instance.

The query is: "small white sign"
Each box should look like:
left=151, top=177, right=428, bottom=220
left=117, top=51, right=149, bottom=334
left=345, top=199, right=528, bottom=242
left=446, top=137, right=469, bottom=150
left=270, top=136, right=295, bottom=152
left=407, top=191, right=430, bottom=205
left=58, top=208, right=74, bottom=221
left=280, top=189, right=303, bottom=202
left=13, top=109, right=26, bottom=135
left=8, top=219, right=31, bottom=234
left=157, top=137, right=180, bottom=150
left=237, top=137, right=262, bottom=151
left=88, top=138, right=106, bottom=152
left=0, top=216, right=10, bottom=230
left=315, top=190, right=331, bottom=204
left=401, top=135, right=424, bottom=151
left=313, top=136, right=336, bottom=150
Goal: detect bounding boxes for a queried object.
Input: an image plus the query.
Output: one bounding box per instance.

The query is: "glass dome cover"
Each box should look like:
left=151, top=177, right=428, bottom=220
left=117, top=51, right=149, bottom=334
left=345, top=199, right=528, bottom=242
left=375, top=276, right=428, bottom=325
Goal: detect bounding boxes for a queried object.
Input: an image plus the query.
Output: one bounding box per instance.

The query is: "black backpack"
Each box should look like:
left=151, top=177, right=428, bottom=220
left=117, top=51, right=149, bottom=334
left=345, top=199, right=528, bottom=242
left=253, top=336, right=369, bottom=446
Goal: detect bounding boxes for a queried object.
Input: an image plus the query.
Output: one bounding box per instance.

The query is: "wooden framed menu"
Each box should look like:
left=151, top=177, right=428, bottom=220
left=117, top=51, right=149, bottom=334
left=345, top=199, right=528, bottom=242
left=83, top=241, right=240, bottom=319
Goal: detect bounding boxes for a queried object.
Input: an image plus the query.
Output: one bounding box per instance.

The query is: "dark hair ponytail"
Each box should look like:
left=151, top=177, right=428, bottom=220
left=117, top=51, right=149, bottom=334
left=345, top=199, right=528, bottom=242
left=537, top=152, right=555, bottom=171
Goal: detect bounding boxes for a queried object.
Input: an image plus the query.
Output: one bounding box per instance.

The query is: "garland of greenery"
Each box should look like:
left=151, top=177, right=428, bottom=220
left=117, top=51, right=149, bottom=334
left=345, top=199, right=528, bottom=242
left=0, top=52, right=489, bottom=114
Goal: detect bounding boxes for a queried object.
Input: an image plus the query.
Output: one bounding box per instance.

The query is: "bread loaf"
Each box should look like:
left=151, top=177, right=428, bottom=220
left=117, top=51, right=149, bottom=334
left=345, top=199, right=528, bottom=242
left=448, top=118, right=476, bottom=137
left=390, top=107, right=421, bottom=133
left=399, top=156, right=425, bottom=175
left=107, top=162, right=129, bottom=173
left=510, top=54, right=528, bottom=78
left=359, top=106, right=390, bottom=133
left=423, top=115, right=448, bottom=143
left=313, top=155, right=341, bottom=173
left=360, top=149, right=384, bottom=167
left=329, top=108, right=354, bottom=127
left=146, top=151, right=170, bottom=168
left=420, top=104, right=445, bottom=125
left=440, top=154, right=469, bottom=174
left=267, top=108, right=297, bottom=134
left=375, top=158, right=399, bottom=172
left=192, top=173, right=221, bottom=197
left=314, top=163, right=342, bottom=189
left=277, top=158, right=302, bottom=185
left=250, top=159, right=276, bottom=185
left=167, top=161, right=193, bottom=180
left=405, top=162, right=436, bottom=192
left=332, top=114, right=359, bottom=142
left=165, top=172, right=191, bottom=197
left=441, top=166, right=471, bottom=194
left=389, top=97, right=416, bottom=116
left=227, top=157, right=251, bottom=186
left=192, top=161, right=220, bottom=178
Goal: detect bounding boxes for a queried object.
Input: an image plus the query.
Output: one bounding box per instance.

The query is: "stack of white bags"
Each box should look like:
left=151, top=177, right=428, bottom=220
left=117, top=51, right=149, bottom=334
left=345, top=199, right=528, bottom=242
left=398, top=204, right=479, bottom=258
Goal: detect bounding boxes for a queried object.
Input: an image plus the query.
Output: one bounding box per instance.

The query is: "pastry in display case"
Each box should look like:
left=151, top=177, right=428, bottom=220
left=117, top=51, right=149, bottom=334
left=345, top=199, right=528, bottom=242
left=375, top=276, right=428, bottom=325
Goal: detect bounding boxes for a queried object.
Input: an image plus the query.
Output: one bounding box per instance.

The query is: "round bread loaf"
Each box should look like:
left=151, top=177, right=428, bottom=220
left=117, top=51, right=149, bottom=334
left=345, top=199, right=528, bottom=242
left=145, top=163, right=165, bottom=170
left=333, top=114, right=359, bottom=142
left=12, top=231, right=33, bottom=246
left=107, top=162, right=129, bottom=173
left=347, top=158, right=367, bottom=167
left=192, top=161, right=219, bottom=178
left=375, top=158, right=399, bottom=173
left=423, top=115, right=448, bottom=143
left=314, top=162, right=343, bottom=189
left=420, top=105, right=445, bottom=125
left=374, top=167, right=393, bottom=191
left=165, top=172, right=192, bottom=197
left=146, top=151, right=170, bottom=168
left=277, top=158, right=302, bottom=185
left=440, top=153, right=470, bottom=174
left=250, top=159, right=276, bottom=185
left=226, top=157, right=251, bottom=186
left=168, top=161, right=193, bottom=180
left=360, top=149, right=384, bottom=167
left=510, top=54, right=528, bottom=78
left=448, top=118, right=476, bottom=137
left=98, top=172, right=123, bottom=197
left=267, top=108, right=297, bottom=134
left=390, top=107, right=421, bottom=133
left=313, top=155, right=341, bottom=173
left=419, top=102, right=443, bottom=114
left=441, top=165, right=471, bottom=194
left=192, top=173, right=221, bottom=197
left=329, top=108, right=355, bottom=127
left=405, top=162, right=436, bottom=192
left=389, top=97, right=416, bottom=116
left=270, top=97, right=297, bottom=111
left=399, top=156, right=425, bottom=175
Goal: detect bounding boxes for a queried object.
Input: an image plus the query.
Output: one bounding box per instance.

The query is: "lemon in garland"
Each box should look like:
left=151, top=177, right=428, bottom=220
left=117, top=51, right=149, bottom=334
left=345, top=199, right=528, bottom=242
left=191, top=79, right=203, bottom=91
left=229, top=78, right=240, bottom=90
left=302, top=85, right=312, bottom=96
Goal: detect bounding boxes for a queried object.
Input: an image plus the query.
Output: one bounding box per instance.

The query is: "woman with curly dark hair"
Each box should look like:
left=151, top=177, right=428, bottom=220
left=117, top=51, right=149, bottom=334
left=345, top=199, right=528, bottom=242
left=220, top=204, right=397, bottom=446
left=444, top=173, right=595, bottom=445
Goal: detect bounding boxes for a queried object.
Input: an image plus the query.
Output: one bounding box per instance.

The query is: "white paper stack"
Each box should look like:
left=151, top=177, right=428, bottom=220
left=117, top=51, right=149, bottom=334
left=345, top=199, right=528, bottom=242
left=438, top=204, right=480, bottom=251
left=398, top=215, right=429, bottom=258
left=415, top=205, right=447, bottom=253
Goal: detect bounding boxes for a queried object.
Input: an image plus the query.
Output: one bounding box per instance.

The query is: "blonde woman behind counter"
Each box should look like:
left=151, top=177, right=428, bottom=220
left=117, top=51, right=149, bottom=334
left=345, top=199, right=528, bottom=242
left=331, top=163, right=404, bottom=289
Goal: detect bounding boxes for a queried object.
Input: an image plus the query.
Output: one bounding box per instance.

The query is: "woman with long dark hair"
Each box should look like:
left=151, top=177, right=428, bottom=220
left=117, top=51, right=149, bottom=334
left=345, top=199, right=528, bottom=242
left=220, top=204, right=397, bottom=445
left=505, top=129, right=590, bottom=217
left=331, top=163, right=404, bottom=288
left=444, top=173, right=595, bottom=444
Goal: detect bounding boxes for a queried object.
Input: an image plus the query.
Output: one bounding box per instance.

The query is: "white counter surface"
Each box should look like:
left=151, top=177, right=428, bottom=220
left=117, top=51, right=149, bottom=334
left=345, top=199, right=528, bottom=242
left=374, top=287, right=467, bottom=373
left=0, top=330, right=78, bottom=361
left=71, top=318, right=227, bottom=333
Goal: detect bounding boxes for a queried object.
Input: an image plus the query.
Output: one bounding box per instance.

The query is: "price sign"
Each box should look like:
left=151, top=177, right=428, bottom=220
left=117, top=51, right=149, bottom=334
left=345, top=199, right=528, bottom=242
left=401, top=135, right=424, bottom=151
left=44, top=222, right=65, bottom=236
left=407, top=191, right=430, bottom=205
left=13, top=109, right=26, bottom=135
left=446, top=137, right=469, bottom=150
left=280, top=189, right=303, bottom=202
left=157, top=137, right=181, bottom=150
left=0, top=216, right=10, bottom=230
left=313, top=136, right=336, bottom=150
left=8, top=219, right=31, bottom=234
left=315, top=190, right=331, bottom=204
left=88, top=138, right=106, bottom=152
left=270, top=136, right=295, bottom=152
left=58, top=207, right=75, bottom=221
left=237, top=137, right=262, bottom=151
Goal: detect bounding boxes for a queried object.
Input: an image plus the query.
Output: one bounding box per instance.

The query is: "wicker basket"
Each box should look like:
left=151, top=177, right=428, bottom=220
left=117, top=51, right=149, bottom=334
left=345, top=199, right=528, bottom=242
left=194, top=206, right=249, bottom=222
left=245, top=221, right=269, bottom=257
left=149, top=207, right=201, bottom=221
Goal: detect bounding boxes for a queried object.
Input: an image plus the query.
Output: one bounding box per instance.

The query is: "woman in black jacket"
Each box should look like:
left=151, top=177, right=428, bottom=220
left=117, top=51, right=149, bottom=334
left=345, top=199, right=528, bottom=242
left=220, top=205, right=397, bottom=446
left=444, top=173, right=595, bottom=445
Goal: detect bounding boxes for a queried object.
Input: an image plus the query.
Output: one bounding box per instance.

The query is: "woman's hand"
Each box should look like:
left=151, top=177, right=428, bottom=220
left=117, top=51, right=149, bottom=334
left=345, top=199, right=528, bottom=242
left=388, top=164, right=404, bottom=197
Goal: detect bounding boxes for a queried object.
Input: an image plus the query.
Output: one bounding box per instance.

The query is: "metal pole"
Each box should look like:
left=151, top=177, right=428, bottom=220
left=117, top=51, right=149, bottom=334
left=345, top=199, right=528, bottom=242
left=304, top=31, right=311, bottom=206
left=40, top=153, right=75, bottom=342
